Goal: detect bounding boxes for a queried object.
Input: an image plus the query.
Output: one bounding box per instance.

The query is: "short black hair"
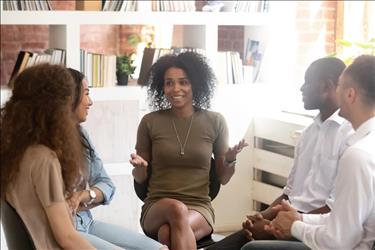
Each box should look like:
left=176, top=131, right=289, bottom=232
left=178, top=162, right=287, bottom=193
left=146, top=51, right=216, bottom=110
left=344, top=55, right=375, bottom=106
left=308, top=57, right=346, bottom=85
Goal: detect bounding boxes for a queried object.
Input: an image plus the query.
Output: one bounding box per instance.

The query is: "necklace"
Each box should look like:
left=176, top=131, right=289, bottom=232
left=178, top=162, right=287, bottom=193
left=172, top=114, right=194, bottom=156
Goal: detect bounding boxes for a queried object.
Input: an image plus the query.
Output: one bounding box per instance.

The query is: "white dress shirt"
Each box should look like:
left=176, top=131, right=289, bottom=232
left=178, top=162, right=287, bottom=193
left=284, top=110, right=353, bottom=213
left=291, top=116, right=375, bottom=250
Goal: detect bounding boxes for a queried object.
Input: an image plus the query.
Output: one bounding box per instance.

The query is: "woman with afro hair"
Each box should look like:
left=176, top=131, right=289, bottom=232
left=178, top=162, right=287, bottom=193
left=130, top=51, right=247, bottom=249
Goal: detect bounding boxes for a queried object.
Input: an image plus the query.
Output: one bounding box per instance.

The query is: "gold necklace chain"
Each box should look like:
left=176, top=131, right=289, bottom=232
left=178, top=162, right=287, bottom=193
left=172, top=114, right=194, bottom=156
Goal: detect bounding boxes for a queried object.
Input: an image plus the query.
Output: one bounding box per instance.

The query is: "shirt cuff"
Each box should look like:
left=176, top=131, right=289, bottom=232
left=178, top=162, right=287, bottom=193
left=93, top=182, right=115, bottom=205
left=325, top=198, right=334, bottom=210
left=291, top=220, right=304, bottom=241
left=283, top=187, right=291, bottom=196
left=301, top=213, right=324, bottom=225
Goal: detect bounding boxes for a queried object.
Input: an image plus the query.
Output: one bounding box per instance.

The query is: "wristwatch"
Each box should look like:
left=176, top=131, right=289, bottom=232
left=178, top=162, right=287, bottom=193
left=224, top=158, right=236, bottom=168
left=86, top=189, right=96, bottom=205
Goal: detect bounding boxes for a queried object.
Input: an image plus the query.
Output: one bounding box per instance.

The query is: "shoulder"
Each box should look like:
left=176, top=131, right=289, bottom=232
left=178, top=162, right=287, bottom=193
left=197, top=110, right=226, bottom=123
left=341, top=136, right=375, bottom=174
left=23, top=145, right=60, bottom=173
left=25, top=144, right=58, bottom=161
left=349, top=132, right=375, bottom=158
left=142, top=110, right=169, bottom=122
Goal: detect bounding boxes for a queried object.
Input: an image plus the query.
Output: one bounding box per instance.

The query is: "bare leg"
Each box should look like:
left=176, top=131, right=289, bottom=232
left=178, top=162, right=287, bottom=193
left=143, top=198, right=196, bottom=250
left=158, top=224, right=170, bottom=247
left=188, top=210, right=212, bottom=241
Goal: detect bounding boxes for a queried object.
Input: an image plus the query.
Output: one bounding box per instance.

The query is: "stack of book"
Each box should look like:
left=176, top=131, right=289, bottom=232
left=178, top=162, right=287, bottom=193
left=215, top=51, right=252, bottom=84
left=3, top=0, right=51, bottom=11
left=9, top=49, right=65, bottom=85
left=102, top=0, right=196, bottom=12
left=80, top=49, right=117, bottom=88
left=234, top=0, right=270, bottom=12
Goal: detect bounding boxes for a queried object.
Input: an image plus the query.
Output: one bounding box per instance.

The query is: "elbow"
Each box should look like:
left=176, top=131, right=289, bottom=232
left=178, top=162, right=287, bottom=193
left=55, top=230, right=79, bottom=249
left=55, top=232, right=74, bottom=249
left=218, top=168, right=235, bottom=186
left=219, top=176, right=231, bottom=185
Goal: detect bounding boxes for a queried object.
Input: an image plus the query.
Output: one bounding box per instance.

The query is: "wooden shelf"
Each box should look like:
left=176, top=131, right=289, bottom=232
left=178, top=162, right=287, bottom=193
left=1, top=11, right=271, bottom=26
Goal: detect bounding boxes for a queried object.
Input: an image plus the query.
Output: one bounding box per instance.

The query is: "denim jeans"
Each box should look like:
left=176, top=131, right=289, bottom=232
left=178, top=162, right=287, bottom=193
left=79, top=220, right=163, bottom=250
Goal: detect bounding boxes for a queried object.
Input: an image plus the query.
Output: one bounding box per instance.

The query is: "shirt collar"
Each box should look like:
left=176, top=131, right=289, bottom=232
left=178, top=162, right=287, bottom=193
left=347, top=116, right=375, bottom=146
left=313, top=110, right=345, bottom=127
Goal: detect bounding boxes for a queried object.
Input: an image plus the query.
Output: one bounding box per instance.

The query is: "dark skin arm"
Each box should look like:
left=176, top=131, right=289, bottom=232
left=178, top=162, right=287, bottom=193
left=130, top=152, right=150, bottom=184
left=259, top=194, right=289, bottom=220
left=243, top=195, right=330, bottom=240
left=308, top=204, right=330, bottom=214
left=242, top=194, right=288, bottom=240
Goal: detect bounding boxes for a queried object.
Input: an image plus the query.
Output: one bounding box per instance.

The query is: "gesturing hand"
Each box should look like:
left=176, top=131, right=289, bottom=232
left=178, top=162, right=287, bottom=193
left=225, top=139, right=248, bottom=162
left=129, top=153, right=148, bottom=168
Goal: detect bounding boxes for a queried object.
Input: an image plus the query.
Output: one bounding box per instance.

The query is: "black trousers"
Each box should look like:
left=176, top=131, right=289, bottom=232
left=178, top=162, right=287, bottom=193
left=205, top=230, right=250, bottom=250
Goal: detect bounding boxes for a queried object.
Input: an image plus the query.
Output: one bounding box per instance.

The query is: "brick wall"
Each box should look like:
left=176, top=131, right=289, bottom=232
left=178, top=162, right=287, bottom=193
left=295, top=1, right=337, bottom=81
left=80, top=25, right=119, bottom=55
left=1, top=25, right=49, bottom=85
left=1, top=0, right=75, bottom=85
left=49, top=0, right=75, bottom=10
left=218, top=26, right=245, bottom=59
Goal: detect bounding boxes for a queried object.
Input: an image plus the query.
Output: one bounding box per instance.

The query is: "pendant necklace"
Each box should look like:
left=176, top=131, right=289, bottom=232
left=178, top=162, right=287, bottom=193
left=172, top=114, right=194, bottom=156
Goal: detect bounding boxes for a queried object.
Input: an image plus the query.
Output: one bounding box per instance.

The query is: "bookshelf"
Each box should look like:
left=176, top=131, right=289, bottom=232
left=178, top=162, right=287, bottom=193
left=1, top=11, right=271, bottom=78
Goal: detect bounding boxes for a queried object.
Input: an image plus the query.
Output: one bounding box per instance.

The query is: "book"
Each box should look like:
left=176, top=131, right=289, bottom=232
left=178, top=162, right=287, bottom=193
left=245, top=39, right=263, bottom=82
left=76, top=0, right=102, bottom=11
left=137, top=48, right=156, bottom=85
left=8, top=51, right=29, bottom=86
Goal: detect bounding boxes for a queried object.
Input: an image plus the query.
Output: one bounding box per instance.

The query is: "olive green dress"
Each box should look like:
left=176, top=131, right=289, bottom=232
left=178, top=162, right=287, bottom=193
left=136, top=109, right=229, bottom=230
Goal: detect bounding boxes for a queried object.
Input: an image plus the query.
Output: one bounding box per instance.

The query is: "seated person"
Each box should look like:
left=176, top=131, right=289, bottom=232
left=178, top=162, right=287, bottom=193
left=66, top=68, right=165, bottom=250
left=0, top=64, right=95, bottom=249
left=130, top=51, right=248, bottom=249
left=245, top=55, right=375, bottom=250
left=207, top=57, right=353, bottom=250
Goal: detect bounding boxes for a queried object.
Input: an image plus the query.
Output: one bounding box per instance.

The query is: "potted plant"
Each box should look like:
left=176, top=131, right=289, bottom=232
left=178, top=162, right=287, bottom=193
left=331, top=38, right=375, bottom=65
left=116, top=54, right=136, bottom=86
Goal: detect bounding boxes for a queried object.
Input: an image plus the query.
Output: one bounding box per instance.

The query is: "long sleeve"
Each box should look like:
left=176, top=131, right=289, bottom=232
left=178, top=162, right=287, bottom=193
left=88, top=148, right=115, bottom=205
left=82, top=128, right=116, bottom=205
left=291, top=148, right=374, bottom=249
left=283, top=140, right=300, bottom=196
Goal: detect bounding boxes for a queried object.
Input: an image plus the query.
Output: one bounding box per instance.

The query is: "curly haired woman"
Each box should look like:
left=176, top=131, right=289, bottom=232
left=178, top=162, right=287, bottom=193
left=1, top=64, right=95, bottom=249
left=130, top=51, right=248, bottom=249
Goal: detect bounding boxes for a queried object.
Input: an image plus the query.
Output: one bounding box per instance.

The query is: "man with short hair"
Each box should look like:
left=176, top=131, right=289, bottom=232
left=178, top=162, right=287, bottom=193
left=208, top=57, right=352, bottom=250
left=244, top=55, right=375, bottom=250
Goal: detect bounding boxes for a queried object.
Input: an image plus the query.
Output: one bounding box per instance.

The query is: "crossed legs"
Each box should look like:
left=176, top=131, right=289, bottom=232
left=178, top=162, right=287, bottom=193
left=143, top=198, right=212, bottom=250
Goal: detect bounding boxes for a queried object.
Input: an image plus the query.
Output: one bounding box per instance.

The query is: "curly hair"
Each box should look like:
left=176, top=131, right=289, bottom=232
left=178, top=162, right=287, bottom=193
left=146, top=51, right=216, bottom=110
left=1, top=64, right=85, bottom=199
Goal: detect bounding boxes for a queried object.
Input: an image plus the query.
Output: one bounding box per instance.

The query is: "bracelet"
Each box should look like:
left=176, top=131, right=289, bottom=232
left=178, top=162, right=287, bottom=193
left=224, top=158, right=236, bottom=168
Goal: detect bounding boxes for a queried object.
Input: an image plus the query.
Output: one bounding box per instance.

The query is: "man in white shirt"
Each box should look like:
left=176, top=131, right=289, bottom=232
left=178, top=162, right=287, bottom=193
left=244, top=55, right=375, bottom=250
left=207, top=57, right=352, bottom=250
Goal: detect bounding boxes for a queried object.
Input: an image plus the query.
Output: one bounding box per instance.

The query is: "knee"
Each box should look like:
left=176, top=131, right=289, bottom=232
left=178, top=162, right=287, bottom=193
left=158, top=224, right=170, bottom=246
left=163, top=199, right=189, bottom=223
